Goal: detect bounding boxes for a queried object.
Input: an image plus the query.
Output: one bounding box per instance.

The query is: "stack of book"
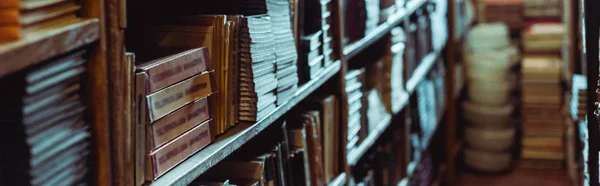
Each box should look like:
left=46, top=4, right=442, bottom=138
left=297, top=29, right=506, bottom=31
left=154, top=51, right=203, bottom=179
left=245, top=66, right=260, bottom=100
left=0, top=0, right=83, bottom=42
left=134, top=48, right=216, bottom=183
left=520, top=55, right=564, bottom=170
left=364, top=0, right=380, bottom=35
left=522, top=23, right=564, bottom=53
left=523, top=0, right=561, bottom=19
left=266, top=0, right=299, bottom=106
left=321, top=0, right=336, bottom=67
left=0, top=50, right=90, bottom=185
left=145, top=15, right=240, bottom=135
left=478, top=0, right=523, bottom=32
left=301, top=30, right=324, bottom=81
left=346, top=68, right=367, bottom=155
left=239, top=15, right=278, bottom=122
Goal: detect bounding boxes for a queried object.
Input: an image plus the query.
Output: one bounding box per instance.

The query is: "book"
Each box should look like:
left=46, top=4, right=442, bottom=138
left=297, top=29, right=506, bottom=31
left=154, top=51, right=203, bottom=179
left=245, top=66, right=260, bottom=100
left=136, top=48, right=212, bottom=94
left=146, top=72, right=216, bottom=122
left=147, top=119, right=213, bottom=180
left=0, top=50, right=90, bottom=186
left=148, top=96, right=212, bottom=150
left=306, top=95, right=339, bottom=182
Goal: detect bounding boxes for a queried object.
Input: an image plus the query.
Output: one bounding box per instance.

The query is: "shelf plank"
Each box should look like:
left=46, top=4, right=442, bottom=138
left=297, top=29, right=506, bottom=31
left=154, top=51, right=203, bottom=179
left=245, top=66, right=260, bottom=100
left=0, top=19, right=100, bottom=78
left=150, top=61, right=342, bottom=186
left=327, top=173, right=347, bottom=186
left=343, top=0, right=427, bottom=59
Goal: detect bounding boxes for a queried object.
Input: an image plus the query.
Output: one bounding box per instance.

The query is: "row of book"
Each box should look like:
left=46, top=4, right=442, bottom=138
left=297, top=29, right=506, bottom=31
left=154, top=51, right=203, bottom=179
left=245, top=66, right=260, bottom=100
left=0, top=49, right=91, bottom=185
left=0, top=0, right=83, bottom=41
left=190, top=94, right=341, bottom=185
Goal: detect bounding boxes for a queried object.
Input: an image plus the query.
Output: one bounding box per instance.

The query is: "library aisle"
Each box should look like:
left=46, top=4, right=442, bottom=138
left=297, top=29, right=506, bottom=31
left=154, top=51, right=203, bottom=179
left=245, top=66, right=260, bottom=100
left=0, top=0, right=599, bottom=185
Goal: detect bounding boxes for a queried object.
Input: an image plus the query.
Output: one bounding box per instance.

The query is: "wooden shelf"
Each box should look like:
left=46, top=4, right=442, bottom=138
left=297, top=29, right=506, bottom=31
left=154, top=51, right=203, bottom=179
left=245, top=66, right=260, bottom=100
left=327, top=173, right=347, bottom=186
left=347, top=49, right=442, bottom=166
left=150, top=61, right=342, bottom=186
left=0, top=19, right=100, bottom=78
left=343, top=0, right=427, bottom=59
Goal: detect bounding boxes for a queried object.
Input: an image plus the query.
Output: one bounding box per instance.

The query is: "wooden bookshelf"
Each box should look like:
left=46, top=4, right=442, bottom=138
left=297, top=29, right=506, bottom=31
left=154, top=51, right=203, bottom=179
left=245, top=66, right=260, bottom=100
left=327, top=173, right=347, bottom=186
left=342, top=0, right=428, bottom=59
left=149, top=61, right=342, bottom=186
left=0, top=19, right=100, bottom=78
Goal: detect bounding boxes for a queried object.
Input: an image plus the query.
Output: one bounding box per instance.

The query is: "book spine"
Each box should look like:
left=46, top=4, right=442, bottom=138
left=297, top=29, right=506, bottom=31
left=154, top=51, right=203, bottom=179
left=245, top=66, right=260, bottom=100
left=144, top=48, right=212, bottom=93
left=134, top=72, right=149, bottom=186
left=148, top=119, right=213, bottom=180
left=146, top=72, right=215, bottom=122
left=149, top=96, right=211, bottom=150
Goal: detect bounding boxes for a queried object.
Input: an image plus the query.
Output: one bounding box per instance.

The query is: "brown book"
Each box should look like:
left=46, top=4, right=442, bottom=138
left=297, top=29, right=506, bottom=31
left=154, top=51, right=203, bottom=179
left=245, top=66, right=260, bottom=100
left=288, top=129, right=311, bottom=186
left=20, top=0, right=80, bottom=26
left=136, top=48, right=212, bottom=94
left=306, top=95, right=339, bottom=182
left=304, top=111, right=325, bottom=186
left=146, top=72, right=215, bottom=122
left=147, top=119, right=213, bottom=180
left=148, top=96, right=211, bottom=150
